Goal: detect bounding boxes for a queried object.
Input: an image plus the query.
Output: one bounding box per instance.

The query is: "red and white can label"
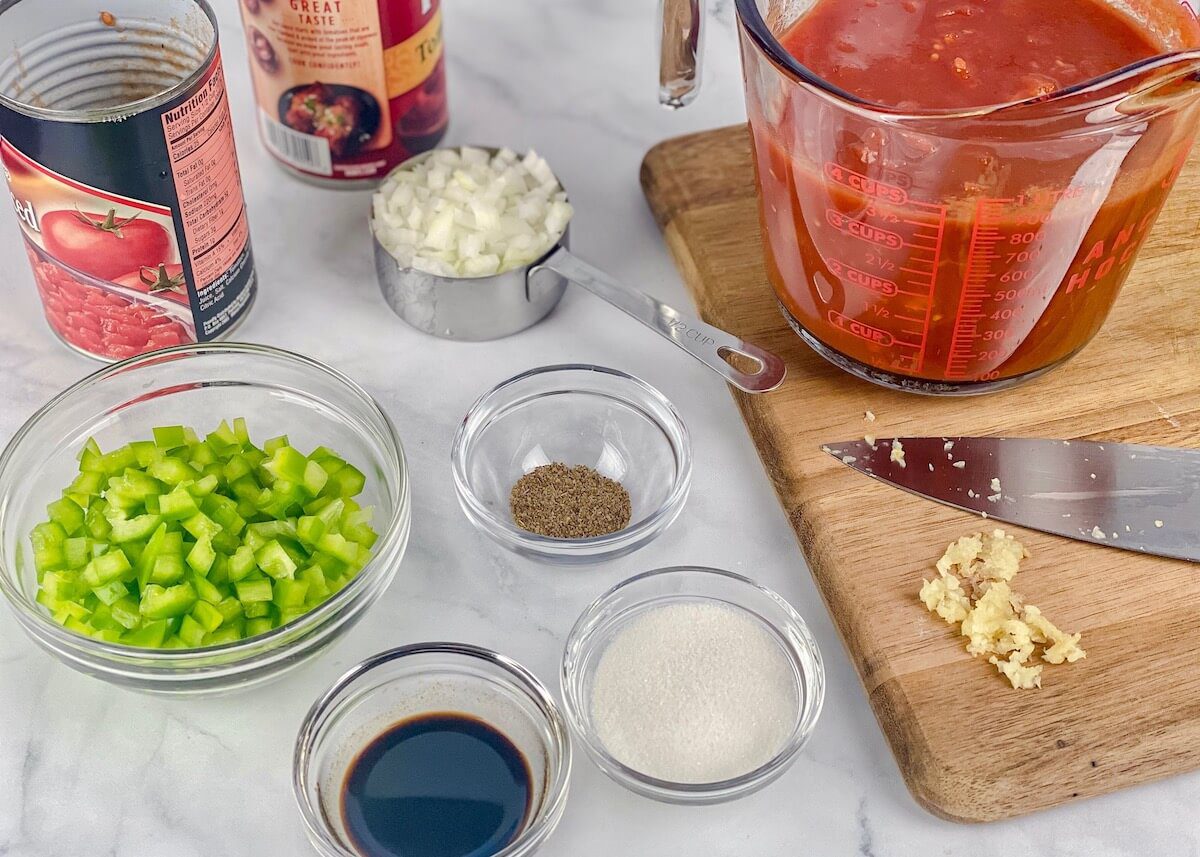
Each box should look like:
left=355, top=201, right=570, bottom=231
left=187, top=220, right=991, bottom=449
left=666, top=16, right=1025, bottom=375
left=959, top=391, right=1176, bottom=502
left=1, top=52, right=256, bottom=361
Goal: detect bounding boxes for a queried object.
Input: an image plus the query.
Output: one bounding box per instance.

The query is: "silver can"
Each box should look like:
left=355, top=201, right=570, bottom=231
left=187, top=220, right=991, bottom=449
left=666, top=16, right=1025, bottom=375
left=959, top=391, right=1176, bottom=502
left=0, top=0, right=257, bottom=361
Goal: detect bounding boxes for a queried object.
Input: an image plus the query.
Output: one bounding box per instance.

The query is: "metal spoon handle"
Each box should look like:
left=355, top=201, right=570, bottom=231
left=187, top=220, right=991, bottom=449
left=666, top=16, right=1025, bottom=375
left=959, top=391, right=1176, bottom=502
left=533, top=247, right=786, bottom=394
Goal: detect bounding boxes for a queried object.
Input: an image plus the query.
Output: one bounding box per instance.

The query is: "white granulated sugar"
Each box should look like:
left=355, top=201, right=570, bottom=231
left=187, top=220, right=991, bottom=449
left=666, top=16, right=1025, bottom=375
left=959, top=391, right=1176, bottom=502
left=590, top=601, right=798, bottom=784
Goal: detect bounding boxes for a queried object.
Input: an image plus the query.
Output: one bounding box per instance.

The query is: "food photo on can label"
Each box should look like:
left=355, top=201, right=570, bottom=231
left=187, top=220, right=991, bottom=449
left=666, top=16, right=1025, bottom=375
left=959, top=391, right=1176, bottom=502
left=2, top=0, right=1200, bottom=854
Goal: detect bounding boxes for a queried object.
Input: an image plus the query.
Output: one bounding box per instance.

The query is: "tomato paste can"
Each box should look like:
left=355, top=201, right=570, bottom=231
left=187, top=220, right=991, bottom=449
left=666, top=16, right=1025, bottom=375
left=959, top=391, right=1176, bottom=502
left=0, top=0, right=257, bottom=362
left=238, top=0, right=449, bottom=188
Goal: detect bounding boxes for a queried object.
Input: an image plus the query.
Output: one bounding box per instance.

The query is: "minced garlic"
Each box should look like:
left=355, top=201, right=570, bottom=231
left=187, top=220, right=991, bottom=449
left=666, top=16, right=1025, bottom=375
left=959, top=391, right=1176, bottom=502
left=890, top=439, right=906, bottom=468
left=919, top=529, right=1085, bottom=689
left=919, top=573, right=971, bottom=624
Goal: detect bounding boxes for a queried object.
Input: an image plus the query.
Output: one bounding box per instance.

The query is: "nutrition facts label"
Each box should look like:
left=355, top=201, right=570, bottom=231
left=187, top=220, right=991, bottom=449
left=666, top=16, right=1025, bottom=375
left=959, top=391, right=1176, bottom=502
left=161, top=55, right=251, bottom=302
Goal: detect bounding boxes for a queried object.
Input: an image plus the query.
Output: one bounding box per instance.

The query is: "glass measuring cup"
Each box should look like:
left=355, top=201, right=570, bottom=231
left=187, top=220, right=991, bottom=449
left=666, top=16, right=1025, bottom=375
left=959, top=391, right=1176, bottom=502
left=660, top=0, right=1200, bottom=393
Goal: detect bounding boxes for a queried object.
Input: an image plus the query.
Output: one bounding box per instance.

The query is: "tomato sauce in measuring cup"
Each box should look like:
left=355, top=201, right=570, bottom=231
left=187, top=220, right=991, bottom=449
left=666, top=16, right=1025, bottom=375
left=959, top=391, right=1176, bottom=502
left=746, top=0, right=1200, bottom=391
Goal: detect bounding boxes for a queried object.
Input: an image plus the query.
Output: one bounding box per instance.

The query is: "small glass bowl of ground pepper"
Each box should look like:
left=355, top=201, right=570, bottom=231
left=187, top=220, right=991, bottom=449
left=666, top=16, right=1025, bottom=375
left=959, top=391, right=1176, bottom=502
left=451, top=365, right=692, bottom=564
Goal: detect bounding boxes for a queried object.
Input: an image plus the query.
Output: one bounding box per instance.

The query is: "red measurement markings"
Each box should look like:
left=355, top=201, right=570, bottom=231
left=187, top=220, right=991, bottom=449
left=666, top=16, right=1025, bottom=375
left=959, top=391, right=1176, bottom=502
left=827, top=258, right=897, bottom=296
left=891, top=206, right=946, bottom=373
left=823, top=162, right=909, bottom=205
left=825, top=209, right=903, bottom=249
left=819, top=161, right=947, bottom=374
left=827, top=309, right=894, bottom=346
left=946, top=199, right=1010, bottom=380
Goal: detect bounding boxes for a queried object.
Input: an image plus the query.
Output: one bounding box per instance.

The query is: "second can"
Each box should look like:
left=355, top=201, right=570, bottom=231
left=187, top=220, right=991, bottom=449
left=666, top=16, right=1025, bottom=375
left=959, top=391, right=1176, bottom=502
left=238, top=0, right=449, bottom=188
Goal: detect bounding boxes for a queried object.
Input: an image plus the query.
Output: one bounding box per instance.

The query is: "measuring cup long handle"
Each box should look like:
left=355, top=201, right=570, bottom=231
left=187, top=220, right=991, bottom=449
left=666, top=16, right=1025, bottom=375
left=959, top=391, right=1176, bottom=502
left=658, top=0, right=704, bottom=108
left=532, top=247, right=787, bottom=394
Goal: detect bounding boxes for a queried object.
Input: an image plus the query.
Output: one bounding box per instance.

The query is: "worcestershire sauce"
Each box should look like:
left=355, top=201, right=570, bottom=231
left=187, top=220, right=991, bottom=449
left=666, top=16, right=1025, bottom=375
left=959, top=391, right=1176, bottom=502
left=341, top=713, right=532, bottom=857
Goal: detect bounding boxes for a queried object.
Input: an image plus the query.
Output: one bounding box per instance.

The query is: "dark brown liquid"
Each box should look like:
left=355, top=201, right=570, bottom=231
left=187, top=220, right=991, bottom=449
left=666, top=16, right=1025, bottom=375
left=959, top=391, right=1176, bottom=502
left=341, top=713, right=533, bottom=857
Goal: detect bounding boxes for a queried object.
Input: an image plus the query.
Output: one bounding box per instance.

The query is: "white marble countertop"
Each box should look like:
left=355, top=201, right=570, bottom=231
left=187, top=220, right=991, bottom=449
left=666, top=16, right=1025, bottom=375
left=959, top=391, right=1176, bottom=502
left=0, top=1, right=1197, bottom=854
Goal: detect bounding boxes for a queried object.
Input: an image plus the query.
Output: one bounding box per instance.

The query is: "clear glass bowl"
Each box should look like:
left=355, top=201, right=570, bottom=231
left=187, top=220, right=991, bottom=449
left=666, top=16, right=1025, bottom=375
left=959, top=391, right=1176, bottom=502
left=561, top=567, right=825, bottom=804
left=294, top=643, right=572, bottom=857
left=0, top=343, right=410, bottom=695
left=451, top=365, right=691, bottom=564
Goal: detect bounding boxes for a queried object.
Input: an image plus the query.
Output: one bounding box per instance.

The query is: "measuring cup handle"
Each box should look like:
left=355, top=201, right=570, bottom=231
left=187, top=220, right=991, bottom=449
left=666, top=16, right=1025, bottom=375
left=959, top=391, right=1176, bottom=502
left=532, top=247, right=787, bottom=394
left=658, top=0, right=704, bottom=108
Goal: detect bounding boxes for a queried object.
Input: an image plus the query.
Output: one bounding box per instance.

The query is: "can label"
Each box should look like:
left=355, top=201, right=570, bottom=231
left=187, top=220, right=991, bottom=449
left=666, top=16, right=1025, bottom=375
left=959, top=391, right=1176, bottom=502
left=240, top=0, right=449, bottom=182
left=0, top=51, right=256, bottom=361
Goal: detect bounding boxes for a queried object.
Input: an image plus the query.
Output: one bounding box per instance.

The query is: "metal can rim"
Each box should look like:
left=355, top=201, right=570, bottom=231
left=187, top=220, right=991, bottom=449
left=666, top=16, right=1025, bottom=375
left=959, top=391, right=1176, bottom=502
left=0, top=0, right=221, bottom=124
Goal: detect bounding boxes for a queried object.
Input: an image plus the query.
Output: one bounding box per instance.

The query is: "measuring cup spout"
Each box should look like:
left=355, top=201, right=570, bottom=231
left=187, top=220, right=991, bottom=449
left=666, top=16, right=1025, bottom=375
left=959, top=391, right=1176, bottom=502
left=1121, top=50, right=1200, bottom=97
left=1036, top=50, right=1200, bottom=114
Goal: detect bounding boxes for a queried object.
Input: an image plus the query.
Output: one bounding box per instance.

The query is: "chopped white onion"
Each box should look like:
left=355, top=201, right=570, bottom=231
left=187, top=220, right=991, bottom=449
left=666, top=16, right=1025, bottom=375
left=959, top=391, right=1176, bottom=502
left=372, top=147, right=573, bottom=278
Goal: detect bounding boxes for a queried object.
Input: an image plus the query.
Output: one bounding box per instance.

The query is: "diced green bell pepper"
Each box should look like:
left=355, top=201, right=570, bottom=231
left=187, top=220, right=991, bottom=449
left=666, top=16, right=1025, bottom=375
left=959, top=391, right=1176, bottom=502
left=235, top=578, right=273, bottom=603
left=186, top=538, right=216, bottom=576
left=264, top=435, right=290, bottom=456
left=191, top=571, right=223, bottom=605
left=68, top=471, right=105, bottom=497
left=264, top=445, right=308, bottom=484
left=244, top=617, right=273, bottom=638
left=110, top=513, right=163, bottom=544
left=140, top=582, right=197, bottom=619
left=233, top=417, right=250, bottom=446
left=153, top=425, right=188, bottom=449
left=190, top=600, right=224, bottom=633
left=205, top=624, right=243, bottom=645
left=82, top=550, right=132, bottom=587
left=159, top=486, right=199, bottom=520
left=186, top=474, right=220, bottom=498
left=272, top=578, right=308, bottom=609
left=110, top=596, right=143, bottom=630
left=317, top=532, right=360, bottom=566
left=91, top=579, right=129, bottom=606
left=255, top=540, right=297, bottom=580
left=129, top=440, right=160, bottom=468
left=148, top=456, right=195, bottom=486
left=150, top=554, right=185, bottom=586
left=122, top=619, right=168, bottom=647
left=215, top=597, right=243, bottom=624
left=182, top=512, right=221, bottom=541
left=178, top=614, right=206, bottom=647
left=296, top=516, right=326, bottom=547
left=228, top=545, right=257, bottom=583
left=242, top=600, right=270, bottom=619
left=47, top=497, right=85, bottom=535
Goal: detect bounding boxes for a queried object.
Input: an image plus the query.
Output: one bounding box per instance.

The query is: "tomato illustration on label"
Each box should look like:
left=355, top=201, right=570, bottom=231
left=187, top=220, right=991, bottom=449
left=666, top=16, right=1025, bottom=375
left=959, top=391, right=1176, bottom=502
left=41, top=208, right=173, bottom=282
left=114, top=264, right=190, bottom=306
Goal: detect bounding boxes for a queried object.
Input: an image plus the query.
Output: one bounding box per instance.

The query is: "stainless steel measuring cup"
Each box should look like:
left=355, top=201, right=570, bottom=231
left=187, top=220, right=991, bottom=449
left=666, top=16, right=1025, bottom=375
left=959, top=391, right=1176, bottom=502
left=371, top=150, right=786, bottom=394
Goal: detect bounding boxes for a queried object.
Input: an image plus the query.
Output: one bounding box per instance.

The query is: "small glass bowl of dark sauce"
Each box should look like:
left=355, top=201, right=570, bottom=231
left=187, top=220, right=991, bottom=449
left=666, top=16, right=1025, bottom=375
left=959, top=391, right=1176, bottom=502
left=294, top=643, right=572, bottom=857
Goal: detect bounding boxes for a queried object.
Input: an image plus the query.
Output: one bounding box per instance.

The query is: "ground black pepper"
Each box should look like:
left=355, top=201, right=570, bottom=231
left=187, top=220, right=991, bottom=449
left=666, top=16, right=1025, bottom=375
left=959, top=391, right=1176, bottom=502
left=509, top=462, right=632, bottom=539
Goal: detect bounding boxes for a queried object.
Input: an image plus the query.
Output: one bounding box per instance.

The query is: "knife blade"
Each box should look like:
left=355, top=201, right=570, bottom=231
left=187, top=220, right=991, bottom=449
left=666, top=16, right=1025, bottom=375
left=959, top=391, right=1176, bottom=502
left=822, top=437, right=1200, bottom=562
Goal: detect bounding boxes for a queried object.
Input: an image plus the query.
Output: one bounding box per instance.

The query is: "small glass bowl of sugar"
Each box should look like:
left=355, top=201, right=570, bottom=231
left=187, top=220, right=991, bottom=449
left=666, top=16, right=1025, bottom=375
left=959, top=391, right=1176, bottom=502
left=560, top=566, right=825, bottom=805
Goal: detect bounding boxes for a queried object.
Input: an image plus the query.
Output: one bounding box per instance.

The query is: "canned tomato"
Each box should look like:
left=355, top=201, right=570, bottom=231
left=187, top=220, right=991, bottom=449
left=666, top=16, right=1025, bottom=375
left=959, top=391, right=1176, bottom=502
left=0, top=0, right=257, bottom=362
left=238, top=0, right=449, bottom=187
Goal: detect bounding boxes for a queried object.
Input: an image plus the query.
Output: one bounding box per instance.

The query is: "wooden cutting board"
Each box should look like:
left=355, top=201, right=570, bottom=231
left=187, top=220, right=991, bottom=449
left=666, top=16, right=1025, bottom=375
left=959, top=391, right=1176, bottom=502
left=641, top=124, right=1200, bottom=822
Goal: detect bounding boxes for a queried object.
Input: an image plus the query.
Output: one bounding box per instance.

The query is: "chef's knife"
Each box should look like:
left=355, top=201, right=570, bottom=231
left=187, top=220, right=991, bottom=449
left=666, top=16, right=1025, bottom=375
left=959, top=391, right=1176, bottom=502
left=822, top=437, right=1200, bottom=562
